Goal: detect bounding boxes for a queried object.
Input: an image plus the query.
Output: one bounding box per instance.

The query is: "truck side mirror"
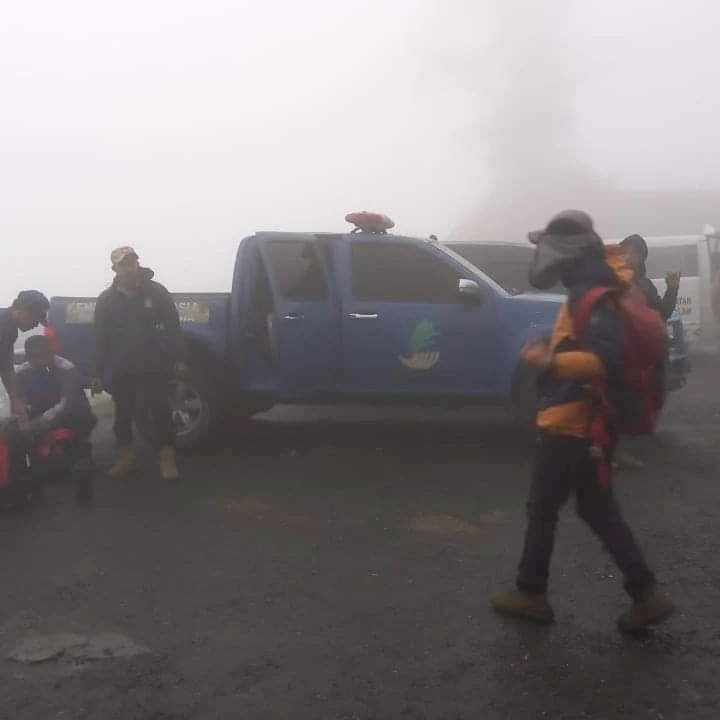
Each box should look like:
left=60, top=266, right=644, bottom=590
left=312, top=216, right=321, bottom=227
left=458, top=279, right=483, bottom=304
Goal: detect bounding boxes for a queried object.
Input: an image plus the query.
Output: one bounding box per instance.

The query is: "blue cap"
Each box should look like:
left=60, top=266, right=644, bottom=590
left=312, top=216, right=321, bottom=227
left=15, top=290, right=50, bottom=324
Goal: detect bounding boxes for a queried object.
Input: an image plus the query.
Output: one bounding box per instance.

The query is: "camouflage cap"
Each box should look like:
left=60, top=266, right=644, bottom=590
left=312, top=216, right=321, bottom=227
left=110, top=246, right=139, bottom=267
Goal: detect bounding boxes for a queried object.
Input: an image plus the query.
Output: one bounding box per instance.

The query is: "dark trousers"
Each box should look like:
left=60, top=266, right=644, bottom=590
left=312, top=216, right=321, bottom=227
left=517, top=433, right=656, bottom=600
left=30, top=432, right=94, bottom=504
left=112, top=372, right=174, bottom=448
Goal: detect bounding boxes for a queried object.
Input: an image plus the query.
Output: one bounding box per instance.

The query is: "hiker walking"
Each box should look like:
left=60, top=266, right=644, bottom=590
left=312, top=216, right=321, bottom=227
left=492, top=211, right=674, bottom=633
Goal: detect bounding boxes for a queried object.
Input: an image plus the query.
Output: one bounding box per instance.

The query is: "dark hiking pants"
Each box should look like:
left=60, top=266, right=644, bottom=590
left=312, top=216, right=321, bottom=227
left=112, top=372, right=174, bottom=448
left=517, top=433, right=656, bottom=600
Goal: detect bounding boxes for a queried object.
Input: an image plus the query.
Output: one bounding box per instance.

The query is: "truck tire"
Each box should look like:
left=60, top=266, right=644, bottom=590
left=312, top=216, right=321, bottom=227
left=510, top=365, right=539, bottom=431
left=135, top=365, right=218, bottom=452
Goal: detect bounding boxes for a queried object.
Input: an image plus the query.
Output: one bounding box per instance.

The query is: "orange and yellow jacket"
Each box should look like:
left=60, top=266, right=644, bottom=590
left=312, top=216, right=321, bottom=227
left=536, top=247, right=632, bottom=439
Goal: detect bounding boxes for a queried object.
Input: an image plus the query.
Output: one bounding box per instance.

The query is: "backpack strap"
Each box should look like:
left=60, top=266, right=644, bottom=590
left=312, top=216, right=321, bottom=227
left=569, top=285, right=620, bottom=479
left=572, top=286, right=615, bottom=343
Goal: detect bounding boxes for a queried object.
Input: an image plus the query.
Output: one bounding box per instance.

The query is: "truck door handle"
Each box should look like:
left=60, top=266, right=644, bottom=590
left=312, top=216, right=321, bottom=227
left=283, top=313, right=304, bottom=321
left=348, top=313, right=379, bottom=320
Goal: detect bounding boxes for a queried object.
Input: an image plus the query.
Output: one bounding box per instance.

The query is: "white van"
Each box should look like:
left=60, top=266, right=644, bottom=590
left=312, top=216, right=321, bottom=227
left=608, top=228, right=720, bottom=346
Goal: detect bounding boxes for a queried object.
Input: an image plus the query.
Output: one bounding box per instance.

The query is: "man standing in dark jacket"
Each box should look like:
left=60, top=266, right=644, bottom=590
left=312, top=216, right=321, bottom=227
left=91, top=247, right=187, bottom=481
left=620, top=234, right=680, bottom=320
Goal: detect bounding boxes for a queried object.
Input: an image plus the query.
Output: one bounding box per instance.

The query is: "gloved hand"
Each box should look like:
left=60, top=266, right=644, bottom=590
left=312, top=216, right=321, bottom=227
left=521, top=338, right=552, bottom=370
left=665, top=271, right=681, bottom=290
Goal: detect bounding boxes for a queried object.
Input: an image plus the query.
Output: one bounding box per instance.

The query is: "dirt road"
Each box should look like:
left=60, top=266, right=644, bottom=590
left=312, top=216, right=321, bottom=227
left=1, top=360, right=719, bottom=719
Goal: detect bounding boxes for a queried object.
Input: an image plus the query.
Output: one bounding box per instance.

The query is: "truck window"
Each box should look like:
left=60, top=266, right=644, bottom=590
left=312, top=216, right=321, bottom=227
left=250, top=251, right=274, bottom=316
left=446, top=244, right=556, bottom=294
left=267, top=240, right=328, bottom=301
left=352, top=243, right=461, bottom=303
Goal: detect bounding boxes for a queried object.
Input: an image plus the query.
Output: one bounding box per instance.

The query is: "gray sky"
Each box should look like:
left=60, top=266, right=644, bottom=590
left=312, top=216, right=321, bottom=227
left=2, top=0, right=719, bottom=300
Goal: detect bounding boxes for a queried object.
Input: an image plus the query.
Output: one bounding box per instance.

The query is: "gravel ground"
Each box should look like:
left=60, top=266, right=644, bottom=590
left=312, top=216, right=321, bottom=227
left=1, top=360, right=719, bottom=719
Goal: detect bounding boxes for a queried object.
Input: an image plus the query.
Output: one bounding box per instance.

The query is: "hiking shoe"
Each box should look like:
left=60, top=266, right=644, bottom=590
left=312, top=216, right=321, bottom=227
left=491, top=590, right=555, bottom=623
left=616, top=452, right=645, bottom=470
left=158, top=446, right=180, bottom=482
left=617, top=588, right=675, bottom=634
left=108, top=447, right=135, bottom=479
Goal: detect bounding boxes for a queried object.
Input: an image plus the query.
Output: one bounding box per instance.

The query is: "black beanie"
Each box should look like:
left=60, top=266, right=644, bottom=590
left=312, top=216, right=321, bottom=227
left=621, top=234, right=649, bottom=262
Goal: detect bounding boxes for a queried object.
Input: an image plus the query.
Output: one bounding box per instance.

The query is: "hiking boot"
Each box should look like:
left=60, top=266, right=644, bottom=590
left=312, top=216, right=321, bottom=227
left=158, top=446, right=180, bottom=482
left=615, top=451, right=645, bottom=470
left=617, top=588, right=675, bottom=634
left=107, top=447, right=135, bottom=479
left=491, top=590, right=555, bottom=624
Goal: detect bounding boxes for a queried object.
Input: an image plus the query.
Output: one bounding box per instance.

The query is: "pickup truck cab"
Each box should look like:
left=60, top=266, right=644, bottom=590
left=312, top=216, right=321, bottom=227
left=49, top=220, right=670, bottom=449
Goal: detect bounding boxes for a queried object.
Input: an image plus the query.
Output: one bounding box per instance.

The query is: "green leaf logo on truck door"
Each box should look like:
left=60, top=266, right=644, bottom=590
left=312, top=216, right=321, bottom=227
left=400, top=320, right=440, bottom=370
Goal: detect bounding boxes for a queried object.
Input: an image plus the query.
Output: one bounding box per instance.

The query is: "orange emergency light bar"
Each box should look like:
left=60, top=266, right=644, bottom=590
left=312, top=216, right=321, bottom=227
left=345, top=211, right=395, bottom=234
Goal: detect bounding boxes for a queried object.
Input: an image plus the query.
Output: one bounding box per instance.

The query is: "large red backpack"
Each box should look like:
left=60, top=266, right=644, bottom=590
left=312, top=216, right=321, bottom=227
left=573, top=285, right=667, bottom=435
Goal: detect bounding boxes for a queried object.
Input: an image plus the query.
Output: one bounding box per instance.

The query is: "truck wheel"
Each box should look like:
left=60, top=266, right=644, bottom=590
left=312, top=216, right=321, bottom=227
left=511, top=366, right=539, bottom=431
left=135, top=371, right=218, bottom=452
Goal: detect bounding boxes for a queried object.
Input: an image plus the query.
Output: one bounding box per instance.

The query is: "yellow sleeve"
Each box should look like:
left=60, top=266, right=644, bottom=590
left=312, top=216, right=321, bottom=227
left=553, top=351, right=606, bottom=380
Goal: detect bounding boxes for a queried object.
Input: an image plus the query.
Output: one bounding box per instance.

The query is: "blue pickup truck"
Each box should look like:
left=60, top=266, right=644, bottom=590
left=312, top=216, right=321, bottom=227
left=48, top=224, right=689, bottom=449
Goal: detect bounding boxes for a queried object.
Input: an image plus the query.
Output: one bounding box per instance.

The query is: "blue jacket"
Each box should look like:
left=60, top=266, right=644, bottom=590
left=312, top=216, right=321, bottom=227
left=16, top=356, right=97, bottom=435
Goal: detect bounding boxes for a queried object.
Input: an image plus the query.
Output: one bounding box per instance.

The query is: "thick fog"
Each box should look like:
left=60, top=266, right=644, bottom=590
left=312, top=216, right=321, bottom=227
left=2, top=0, right=719, bottom=300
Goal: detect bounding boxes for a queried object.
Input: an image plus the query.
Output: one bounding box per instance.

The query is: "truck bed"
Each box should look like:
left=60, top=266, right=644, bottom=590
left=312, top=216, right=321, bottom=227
left=48, top=293, right=231, bottom=377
